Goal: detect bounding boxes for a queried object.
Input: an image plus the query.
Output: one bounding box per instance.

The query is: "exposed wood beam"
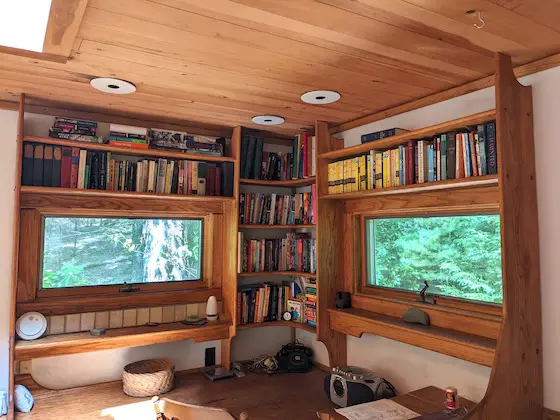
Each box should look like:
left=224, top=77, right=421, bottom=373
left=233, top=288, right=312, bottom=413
left=42, top=0, right=88, bottom=57
left=329, top=52, right=560, bottom=135
left=0, top=46, right=68, bottom=64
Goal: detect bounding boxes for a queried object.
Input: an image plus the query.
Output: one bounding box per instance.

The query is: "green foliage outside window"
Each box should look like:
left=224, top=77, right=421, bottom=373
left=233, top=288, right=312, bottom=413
left=42, top=217, right=202, bottom=289
left=366, top=215, right=502, bottom=304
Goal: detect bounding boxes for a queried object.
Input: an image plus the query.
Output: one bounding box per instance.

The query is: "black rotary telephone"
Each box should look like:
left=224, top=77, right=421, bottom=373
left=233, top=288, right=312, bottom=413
left=276, top=341, right=313, bottom=373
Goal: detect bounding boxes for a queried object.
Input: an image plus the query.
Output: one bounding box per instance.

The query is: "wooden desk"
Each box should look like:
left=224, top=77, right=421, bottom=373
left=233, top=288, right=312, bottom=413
left=318, top=386, right=475, bottom=419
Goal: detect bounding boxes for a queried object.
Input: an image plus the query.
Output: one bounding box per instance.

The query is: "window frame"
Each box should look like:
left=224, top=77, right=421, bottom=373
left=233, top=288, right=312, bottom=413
left=37, top=214, right=207, bottom=298
left=361, top=213, right=504, bottom=312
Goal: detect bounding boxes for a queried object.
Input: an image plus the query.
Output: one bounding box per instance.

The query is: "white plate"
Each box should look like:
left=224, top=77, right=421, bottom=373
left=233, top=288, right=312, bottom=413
left=16, top=312, right=47, bottom=340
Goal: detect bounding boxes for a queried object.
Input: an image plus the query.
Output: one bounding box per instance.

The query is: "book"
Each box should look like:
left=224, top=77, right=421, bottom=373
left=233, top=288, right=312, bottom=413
left=287, top=299, right=304, bottom=323
left=361, top=128, right=409, bottom=143
left=22, top=143, right=34, bottom=186
left=440, top=134, right=447, bottom=181
left=77, top=150, right=87, bottom=189
left=252, top=137, right=264, bottom=179
left=52, top=146, right=62, bottom=188
left=477, top=124, right=488, bottom=175
left=43, top=145, right=54, bottom=187
left=447, top=132, right=456, bottom=180
left=32, top=145, right=44, bottom=186
left=486, top=121, right=497, bottom=174
left=109, top=124, right=148, bottom=136
left=61, top=147, right=72, bottom=188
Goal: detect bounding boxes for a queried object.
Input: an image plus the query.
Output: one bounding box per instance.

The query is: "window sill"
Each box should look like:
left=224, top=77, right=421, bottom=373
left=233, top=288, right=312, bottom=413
left=328, top=308, right=496, bottom=366
left=15, top=318, right=232, bottom=360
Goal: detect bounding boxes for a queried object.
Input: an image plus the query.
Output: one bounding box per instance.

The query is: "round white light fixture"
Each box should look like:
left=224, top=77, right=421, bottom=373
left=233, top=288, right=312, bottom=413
left=90, top=77, right=136, bottom=94
left=301, top=90, right=341, bottom=104
left=251, top=115, right=285, bottom=125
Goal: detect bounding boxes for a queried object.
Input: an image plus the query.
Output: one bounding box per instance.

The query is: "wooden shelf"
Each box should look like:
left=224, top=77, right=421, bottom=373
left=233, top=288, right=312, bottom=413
left=20, top=186, right=235, bottom=203
left=239, top=271, right=316, bottom=278
left=24, top=136, right=236, bottom=163
left=237, top=320, right=316, bottom=333
left=318, top=110, right=496, bottom=161
left=329, top=308, right=496, bottom=367
left=321, top=174, right=498, bottom=200
left=14, top=320, right=232, bottom=360
left=240, top=177, right=315, bottom=187
left=239, top=224, right=315, bottom=229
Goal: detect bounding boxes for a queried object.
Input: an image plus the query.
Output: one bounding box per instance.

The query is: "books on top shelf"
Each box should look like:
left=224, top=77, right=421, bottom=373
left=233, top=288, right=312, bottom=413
left=239, top=187, right=316, bottom=225
left=328, top=121, right=497, bottom=194
left=21, top=142, right=235, bottom=197
left=47, top=117, right=226, bottom=157
left=240, top=133, right=316, bottom=180
left=237, top=232, right=316, bottom=274
left=237, top=276, right=316, bottom=327
left=361, top=127, right=409, bottom=144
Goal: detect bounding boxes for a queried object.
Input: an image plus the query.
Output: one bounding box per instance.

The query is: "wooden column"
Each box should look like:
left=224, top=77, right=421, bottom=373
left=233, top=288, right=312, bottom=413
left=315, top=121, right=347, bottom=367
left=467, top=54, right=543, bottom=419
left=221, top=126, right=242, bottom=370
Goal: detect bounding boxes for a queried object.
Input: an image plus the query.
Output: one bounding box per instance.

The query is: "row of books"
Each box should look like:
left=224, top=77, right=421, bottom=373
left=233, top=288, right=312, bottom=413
left=236, top=277, right=316, bottom=326
left=48, top=118, right=226, bottom=157
left=239, top=188, right=316, bottom=225
left=240, top=133, right=316, bottom=180
left=327, top=121, right=497, bottom=194
left=21, top=143, right=234, bottom=197
left=237, top=233, right=316, bottom=274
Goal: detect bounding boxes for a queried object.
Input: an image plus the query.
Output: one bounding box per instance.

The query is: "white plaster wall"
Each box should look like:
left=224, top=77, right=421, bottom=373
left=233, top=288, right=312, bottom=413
left=0, top=110, right=18, bottom=393
left=299, top=65, right=560, bottom=410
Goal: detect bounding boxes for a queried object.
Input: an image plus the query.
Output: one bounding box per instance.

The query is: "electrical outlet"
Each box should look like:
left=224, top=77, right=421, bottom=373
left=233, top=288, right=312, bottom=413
left=205, top=347, right=216, bottom=367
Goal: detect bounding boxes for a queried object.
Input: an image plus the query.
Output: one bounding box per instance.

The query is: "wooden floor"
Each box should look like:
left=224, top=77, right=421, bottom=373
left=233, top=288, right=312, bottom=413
left=16, top=368, right=335, bottom=420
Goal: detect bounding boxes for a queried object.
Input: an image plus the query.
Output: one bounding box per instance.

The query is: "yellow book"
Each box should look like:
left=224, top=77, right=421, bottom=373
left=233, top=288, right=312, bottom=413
left=339, top=160, right=345, bottom=194
left=335, top=161, right=341, bottom=194
left=359, top=155, right=367, bottom=191
left=375, top=152, right=383, bottom=188
left=382, top=151, right=390, bottom=188
left=351, top=158, right=357, bottom=192
left=327, top=162, right=334, bottom=194
left=343, top=159, right=349, bottom=193
left=388, top=150, right=393, bottom=187
left=394, top=148, right=400, bottom=187
left=366, top=153, right=373, bottom=190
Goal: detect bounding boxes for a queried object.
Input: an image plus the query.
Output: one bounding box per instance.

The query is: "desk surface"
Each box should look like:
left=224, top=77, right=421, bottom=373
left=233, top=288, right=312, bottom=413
left=318, top=386, right=475, bottom=419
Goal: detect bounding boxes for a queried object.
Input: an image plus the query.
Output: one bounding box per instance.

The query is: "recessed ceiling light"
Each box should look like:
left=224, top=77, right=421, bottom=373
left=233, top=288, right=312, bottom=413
left=90, top=77, right=136, bottom=95
left=0, top=0, right=52, bottom=52
left=301, top=90, right=341, bottom=104
left=252, top=115, right=285, bottom=125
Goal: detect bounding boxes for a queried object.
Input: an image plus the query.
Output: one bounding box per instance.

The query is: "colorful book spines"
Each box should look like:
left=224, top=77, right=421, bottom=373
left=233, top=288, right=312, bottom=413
left=325, top=121, right=497, bottom=195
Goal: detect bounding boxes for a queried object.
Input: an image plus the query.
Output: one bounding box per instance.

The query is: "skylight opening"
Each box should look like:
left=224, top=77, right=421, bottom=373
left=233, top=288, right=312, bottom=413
left=0, top=0, right=52, bottom=53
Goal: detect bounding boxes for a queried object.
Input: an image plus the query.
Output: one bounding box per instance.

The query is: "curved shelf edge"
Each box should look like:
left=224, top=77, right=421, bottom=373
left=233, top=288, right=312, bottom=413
left=237, top=320, right=316, bottom=334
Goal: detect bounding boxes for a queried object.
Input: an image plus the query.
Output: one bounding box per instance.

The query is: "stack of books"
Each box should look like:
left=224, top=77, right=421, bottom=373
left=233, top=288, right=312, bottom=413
left=240, top=133, right=316, bottom=180
left=49, top=117, right=101, bottom=143
left=21, top=143, right=234, bottom=196
left=237, top=232, right=316, bottom=274
left=106, top=124, right=149, bottom=149
left=150, top=128, right=224, bottom=156
left=327, top=121, right=497, bottom=194
left=236, top=276, right=315, bottom=326
left=305, top=279, right=317, bottom=327
left=238, top=189, right=316, bottom=225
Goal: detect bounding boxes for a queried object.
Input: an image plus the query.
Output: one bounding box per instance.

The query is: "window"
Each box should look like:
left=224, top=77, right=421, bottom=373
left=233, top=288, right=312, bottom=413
left=365, top=215, right=502, bottom=304
left=42, top=217, right=203, bottom=289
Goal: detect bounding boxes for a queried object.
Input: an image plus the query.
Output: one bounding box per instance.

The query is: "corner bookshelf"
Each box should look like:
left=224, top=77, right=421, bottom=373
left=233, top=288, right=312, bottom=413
left=234, top=130, right=318, bottom=335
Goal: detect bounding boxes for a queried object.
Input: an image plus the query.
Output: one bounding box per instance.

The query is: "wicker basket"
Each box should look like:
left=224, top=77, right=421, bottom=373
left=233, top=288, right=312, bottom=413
left=123, top=359, right=175, bottom=397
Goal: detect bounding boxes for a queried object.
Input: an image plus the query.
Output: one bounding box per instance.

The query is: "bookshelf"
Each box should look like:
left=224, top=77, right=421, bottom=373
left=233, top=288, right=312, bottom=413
left=240, top=177, right=315, bottom=187
left=237, top=320, right=316, bottom=334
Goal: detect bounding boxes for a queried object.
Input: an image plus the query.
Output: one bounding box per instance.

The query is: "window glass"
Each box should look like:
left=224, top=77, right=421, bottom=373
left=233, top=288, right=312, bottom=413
left=365, top=215, right=502, bottom=304
left=42, top=217, right=202, bottom=289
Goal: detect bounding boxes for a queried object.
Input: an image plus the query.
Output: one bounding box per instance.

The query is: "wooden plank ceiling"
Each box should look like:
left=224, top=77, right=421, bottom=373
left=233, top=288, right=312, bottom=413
left=0, top=0, right=559, bottom=136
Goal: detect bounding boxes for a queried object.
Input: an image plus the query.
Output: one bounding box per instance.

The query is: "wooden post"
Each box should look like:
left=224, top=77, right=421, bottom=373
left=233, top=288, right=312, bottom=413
left=315, top=121, right=347, bottom=368
left=466, top=53, right=543, bottom=419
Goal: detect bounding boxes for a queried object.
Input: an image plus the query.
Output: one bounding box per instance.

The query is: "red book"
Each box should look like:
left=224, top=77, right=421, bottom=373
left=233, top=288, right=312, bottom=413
left=469, top=132, right=478, bottom=177
left=61, top=147, right=72, bottom=188
left=70, top=147, right=80, bottom=188
left=236, top=292, right=242, bottom=326
left=215, top=167, right=221, bottom=196
left=406, top=141, right=414, bottom=185
left=186, top=161, right=192, bottom=194
left=108, top=141, right=149, bottom=149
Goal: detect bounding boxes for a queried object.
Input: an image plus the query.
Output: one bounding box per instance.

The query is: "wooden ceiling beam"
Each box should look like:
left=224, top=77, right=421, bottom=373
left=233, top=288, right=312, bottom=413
left=42, top=0, right=88, bottom=57
left=329, top=52, right=560, bottom=135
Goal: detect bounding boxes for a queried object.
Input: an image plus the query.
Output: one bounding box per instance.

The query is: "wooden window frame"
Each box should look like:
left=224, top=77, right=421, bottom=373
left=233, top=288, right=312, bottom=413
left=37, top=214, right=207, bottom=299
left=344, top=202, right=504, bottom=340
left=16, top=205, right=224, bottom=316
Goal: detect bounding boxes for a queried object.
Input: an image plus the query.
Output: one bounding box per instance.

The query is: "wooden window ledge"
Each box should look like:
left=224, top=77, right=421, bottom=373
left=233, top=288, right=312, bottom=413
left=328, top=308, right=496, bottom=366
left=15, top=319, right=232, bottom=360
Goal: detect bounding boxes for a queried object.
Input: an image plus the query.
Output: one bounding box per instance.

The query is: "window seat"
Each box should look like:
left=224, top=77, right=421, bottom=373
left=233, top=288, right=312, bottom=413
left=328, top=308, right=496, bottom=366
left=15, top=319, right=232, bottom=360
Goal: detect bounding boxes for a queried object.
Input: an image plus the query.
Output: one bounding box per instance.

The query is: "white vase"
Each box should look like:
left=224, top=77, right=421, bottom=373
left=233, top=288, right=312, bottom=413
left=206, top=296, right=218, bottom=321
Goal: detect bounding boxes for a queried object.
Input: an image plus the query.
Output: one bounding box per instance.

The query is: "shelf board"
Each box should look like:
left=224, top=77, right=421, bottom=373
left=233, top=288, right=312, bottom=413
left=321, top=174, right=498, bottom=200
left=14, top=319, right=232, bottom=360
left=329, top=308, right=496, bottom=367
left=239, top=271, right=316, bottom=278
left=20, top=186, right=235, bottom=202
left=237, top=320, right=316, bottom=333
left=24, top=136, right=236, bottom=163
left=240, top=177, right=315, bottom=187
left=319, top=110, right=496, bottom=161
left=239, top=224, right=315, bottom=229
